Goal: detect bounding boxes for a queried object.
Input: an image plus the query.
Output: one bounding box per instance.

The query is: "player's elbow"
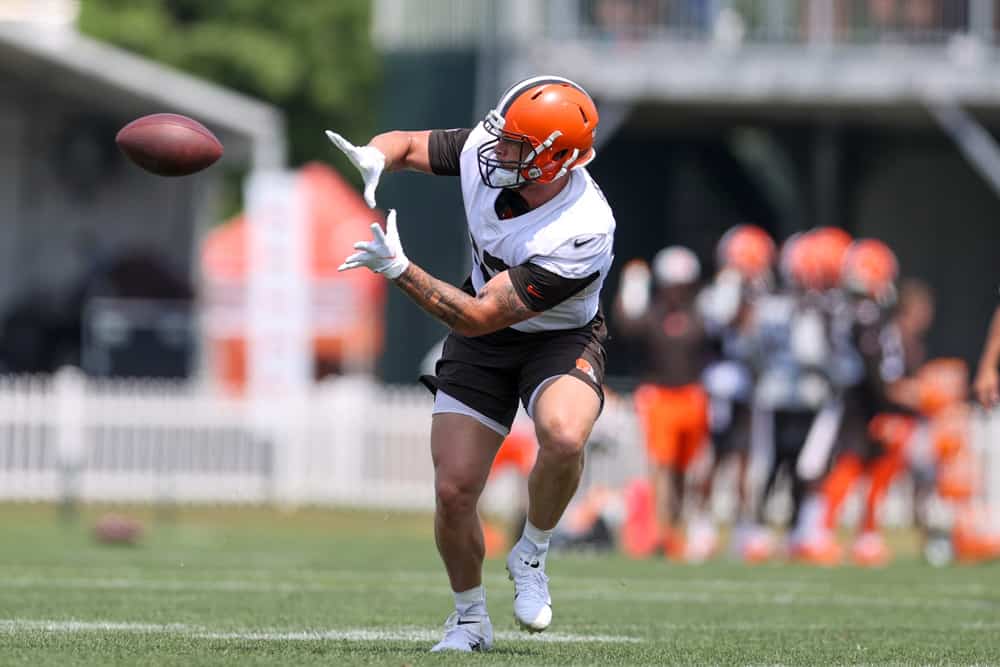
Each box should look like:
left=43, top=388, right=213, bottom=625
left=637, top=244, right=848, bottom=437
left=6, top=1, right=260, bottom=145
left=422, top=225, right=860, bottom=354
left=392, top=130, right=432, bottom=173
left=451, top=306, right=508, bottom=338
left=452, top=319, right=500, bottom=338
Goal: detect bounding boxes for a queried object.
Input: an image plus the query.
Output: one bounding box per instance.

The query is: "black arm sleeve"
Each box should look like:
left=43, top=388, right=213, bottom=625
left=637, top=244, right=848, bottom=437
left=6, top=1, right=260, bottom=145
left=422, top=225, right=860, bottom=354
left=428, top=128, right=472, bottom=176
left=508, top=263, right=600, bottom=312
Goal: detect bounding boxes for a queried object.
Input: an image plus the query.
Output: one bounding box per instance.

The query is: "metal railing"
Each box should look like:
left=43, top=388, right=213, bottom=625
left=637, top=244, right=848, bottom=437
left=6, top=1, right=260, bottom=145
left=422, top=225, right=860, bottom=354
left=372, top=0, right=997, bottom=50
left=565, top=0, right=986, bottom=46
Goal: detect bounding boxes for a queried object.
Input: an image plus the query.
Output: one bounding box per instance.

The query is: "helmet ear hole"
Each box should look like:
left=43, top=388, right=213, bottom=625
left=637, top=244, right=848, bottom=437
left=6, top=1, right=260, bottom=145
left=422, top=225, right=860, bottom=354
left=553, top=149, right=568, bottom=160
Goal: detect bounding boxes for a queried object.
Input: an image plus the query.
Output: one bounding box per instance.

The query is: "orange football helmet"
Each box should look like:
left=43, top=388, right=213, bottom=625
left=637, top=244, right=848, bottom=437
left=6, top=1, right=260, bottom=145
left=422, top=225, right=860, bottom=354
left=779, top=232, right=823, bottom=289
left=809, top=227, right=852, bottom=289
left=478, top=75, right=599, bottom=188
left=782, top=228, right=852, bottom=290
left=717, top=224, right=775, bottom=279
left=843, top=239, right=898, bottom=299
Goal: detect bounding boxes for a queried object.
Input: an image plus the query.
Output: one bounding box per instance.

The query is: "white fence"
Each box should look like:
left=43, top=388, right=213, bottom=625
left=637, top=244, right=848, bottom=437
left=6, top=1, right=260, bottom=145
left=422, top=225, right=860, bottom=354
left=0, top=369, right=996, bottom=530
left=0, top=370, right=645, bottom=514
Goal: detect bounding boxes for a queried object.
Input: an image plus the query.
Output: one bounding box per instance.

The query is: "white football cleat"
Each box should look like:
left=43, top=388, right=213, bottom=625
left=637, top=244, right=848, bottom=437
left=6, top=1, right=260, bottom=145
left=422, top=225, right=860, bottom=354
left=429, top=611, right=493, bottom=653
left=506, top=549, right=552, bottom=632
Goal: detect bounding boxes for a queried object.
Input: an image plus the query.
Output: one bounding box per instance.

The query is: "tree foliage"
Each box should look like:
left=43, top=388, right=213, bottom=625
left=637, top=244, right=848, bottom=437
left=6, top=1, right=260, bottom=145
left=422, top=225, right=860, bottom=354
left=78, top=0, right=379, bottom=169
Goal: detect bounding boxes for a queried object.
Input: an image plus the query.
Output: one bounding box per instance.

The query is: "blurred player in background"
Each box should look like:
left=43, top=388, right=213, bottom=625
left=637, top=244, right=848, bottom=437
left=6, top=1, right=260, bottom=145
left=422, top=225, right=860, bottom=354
left=750, top=228, right=852, bottom=563
left=614, top=246, right=710, bottom=560
left=974, top=299, right=1000, bottom=409
left=697, top=224, right=775, bottom=557
left=328, top=75, right=615, bottom=652
left=814, top=239, right=909, bottom=565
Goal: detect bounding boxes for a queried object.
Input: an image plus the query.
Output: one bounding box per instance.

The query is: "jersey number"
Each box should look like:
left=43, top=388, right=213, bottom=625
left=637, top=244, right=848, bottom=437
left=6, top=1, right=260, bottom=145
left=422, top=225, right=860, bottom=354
left=471, top=235, right=509, bottom=283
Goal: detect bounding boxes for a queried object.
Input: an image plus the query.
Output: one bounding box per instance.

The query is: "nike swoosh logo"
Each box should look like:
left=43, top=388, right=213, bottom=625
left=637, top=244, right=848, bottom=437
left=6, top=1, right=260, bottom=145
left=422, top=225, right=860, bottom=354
left=457, top=619, right=479, bottom=625
left=522, top=559, right=540, bottom=568
left=573, top=237, right=596, bottom=248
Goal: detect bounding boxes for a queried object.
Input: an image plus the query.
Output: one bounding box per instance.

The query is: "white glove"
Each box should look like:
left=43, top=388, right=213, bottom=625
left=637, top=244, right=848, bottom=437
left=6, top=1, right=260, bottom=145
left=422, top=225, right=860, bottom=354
left=619, top=259, right=651, bottom=319
left=325, top=130, right=385, bottom=208
left=338, top=209, right=410, bottom=279
left=698, top=268, right=743, bottom=327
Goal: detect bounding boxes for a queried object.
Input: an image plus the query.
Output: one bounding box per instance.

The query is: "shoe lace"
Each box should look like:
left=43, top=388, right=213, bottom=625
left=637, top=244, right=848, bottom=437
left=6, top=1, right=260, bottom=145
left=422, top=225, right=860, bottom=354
left=512, top=565, right=550, bottom=603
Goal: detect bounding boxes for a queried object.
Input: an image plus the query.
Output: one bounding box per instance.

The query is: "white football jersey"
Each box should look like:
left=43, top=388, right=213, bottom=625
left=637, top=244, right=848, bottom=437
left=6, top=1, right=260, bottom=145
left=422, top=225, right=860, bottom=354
left=458, top=123, right=616, bottom=333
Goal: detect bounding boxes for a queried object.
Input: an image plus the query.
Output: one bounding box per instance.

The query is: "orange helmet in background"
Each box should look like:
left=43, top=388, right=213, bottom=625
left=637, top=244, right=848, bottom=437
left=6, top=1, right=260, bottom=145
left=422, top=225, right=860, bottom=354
left=478, top=75, right=599, bottom=188
left=717, top=224, right=775, bottom=280
left=782, top=228, right=852, bottom=290
left=843, top=239, right=898, bottom=299
left=809, top=227, right=853, bottom=289
left=778, top=232, right=805, bottom=285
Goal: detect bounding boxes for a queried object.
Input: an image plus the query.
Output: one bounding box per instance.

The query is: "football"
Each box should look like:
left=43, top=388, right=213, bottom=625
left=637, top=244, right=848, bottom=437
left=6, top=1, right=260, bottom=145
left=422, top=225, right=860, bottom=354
left=116, top=113, right=223, bottom=177
left=92, top=513, right=144, bottom=546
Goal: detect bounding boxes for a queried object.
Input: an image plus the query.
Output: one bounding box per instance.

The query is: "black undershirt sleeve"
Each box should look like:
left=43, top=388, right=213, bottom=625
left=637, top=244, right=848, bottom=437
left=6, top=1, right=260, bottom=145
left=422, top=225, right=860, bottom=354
left=508, top=263, right=600, bottom=312
left=428, top=128, right=472, bottom=176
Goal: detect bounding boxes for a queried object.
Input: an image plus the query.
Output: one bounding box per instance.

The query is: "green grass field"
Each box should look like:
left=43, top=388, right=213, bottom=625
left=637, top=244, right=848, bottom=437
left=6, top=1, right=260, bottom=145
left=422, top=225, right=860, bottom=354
left=0, top=504, right=997, bottom=666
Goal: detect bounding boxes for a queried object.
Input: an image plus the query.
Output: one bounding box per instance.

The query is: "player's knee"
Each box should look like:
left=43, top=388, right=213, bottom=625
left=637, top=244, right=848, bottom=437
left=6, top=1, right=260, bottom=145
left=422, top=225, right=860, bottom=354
left=536, top=418, right=587, bottom=462
left=435, top=478, right=478, bottom=518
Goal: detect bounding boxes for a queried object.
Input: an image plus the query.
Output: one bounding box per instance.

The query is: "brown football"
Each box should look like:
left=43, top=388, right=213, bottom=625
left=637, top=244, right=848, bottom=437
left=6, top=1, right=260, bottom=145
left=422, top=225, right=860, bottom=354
left=93, top=513, right=144, bottom=546
left=116, top=113, right=223, bottom=177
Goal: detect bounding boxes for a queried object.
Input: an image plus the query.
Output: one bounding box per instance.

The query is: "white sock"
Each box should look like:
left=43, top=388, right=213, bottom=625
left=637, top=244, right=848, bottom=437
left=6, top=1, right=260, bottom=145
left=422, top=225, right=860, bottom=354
left=792, top=494, right=824, bottom=544
left=516, top=520, right=553, bottom=567
left=454, top=585, right=486, bottom=617
left=522, top=519, right=553, bottom=550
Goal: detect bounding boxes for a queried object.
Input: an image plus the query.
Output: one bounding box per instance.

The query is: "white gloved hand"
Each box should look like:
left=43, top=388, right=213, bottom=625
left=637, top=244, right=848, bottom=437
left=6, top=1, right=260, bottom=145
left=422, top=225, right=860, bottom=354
left=325, top=130, right=385, bottom=208
left=698, top=268, right=744, bottom=327
left=338, top=209, right=410, bottom=279
left=619, top=259, right=651, bottom=319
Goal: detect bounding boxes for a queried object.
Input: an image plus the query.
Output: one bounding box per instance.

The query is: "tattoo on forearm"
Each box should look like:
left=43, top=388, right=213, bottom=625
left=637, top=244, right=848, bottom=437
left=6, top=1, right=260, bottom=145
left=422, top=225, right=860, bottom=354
left=394, top=265, right=469, bottom=329
left=393, top=265, right=534, bottom=335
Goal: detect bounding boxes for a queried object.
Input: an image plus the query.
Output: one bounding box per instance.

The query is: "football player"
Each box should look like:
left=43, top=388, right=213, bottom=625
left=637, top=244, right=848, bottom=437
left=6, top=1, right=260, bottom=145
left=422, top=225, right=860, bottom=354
left=818, top=239, right=910, bottom=565
left=749, top=228, right=851, bottom=564
left=698, top=224, right=776, bottom=557
left=614, top=247, right=711, bottom=560
left=328, top=75, right=615, bottom=652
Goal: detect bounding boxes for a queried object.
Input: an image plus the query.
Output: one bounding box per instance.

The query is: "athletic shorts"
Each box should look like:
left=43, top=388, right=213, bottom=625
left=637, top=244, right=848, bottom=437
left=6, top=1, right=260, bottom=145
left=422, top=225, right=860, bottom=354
left=711, top=400, right=752, bottom=457
left=419, top=313, right=608, bottom=431
left=634, top=383, right=709, bottom=470
left=833, top=391, right=883, bottom=462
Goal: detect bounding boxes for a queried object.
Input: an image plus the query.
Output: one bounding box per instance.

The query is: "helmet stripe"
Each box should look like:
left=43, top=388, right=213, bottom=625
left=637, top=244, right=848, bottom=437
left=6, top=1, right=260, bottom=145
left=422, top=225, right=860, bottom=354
left=496, top=75, right=589, bottom=114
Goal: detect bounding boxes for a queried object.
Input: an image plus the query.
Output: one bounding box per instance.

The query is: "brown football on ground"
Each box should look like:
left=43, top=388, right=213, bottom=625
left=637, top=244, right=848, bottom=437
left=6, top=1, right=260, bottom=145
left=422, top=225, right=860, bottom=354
left=116, top=113, right=223, bottom=177
left=93, top=513, right=144, bottom=546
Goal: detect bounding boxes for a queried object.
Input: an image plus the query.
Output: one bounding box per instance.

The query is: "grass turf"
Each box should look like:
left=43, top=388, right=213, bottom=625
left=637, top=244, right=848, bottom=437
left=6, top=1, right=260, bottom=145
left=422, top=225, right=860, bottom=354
left=0, top=503, right=997, bottom=666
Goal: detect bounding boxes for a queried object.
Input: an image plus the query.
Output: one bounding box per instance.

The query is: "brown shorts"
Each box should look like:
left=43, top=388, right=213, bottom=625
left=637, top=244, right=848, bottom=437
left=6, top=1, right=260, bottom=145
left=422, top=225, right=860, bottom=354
left=634, top=383, right=709, bottom=471
left=420, top=313, right=608, bottom=431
